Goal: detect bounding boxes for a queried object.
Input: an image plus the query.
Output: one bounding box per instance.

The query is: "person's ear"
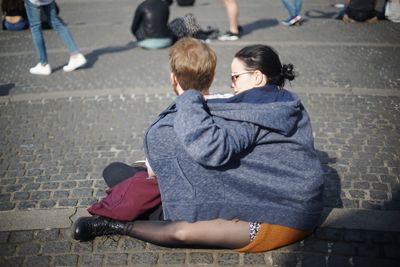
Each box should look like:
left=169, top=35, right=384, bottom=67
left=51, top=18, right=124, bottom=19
left=254, top=70, right=267, bottom=86
left=170, top=72, right=178, bottom=88
left=170, top=72, right=185, bottom=95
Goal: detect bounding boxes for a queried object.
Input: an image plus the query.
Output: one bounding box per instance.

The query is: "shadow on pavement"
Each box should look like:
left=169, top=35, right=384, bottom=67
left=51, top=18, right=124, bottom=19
left=318, top=150, right=343, bottom=224
left=83, top=41, right=138, bottom=69
left=241, top=18, right=279, bottom=36
left=305, top=9, right=338, bottom=19
left=0, top=83, right=15, bottom=96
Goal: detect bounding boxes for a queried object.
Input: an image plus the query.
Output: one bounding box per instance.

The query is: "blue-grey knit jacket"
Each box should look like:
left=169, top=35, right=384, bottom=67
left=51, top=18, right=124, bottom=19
left=144, top=88, right=324, bottom=230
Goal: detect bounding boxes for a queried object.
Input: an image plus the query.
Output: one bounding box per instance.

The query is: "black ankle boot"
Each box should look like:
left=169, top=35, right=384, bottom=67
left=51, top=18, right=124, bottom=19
left=72, top=216, right=127, bottom=242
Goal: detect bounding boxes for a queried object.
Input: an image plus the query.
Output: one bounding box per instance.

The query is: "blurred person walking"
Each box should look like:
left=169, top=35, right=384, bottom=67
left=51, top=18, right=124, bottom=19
left=281, top=0, right=302, bottom=26
left=24, top=0, right=86, bottom=75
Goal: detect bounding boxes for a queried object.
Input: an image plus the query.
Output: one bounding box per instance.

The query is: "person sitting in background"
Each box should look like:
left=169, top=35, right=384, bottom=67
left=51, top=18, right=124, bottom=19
left=131, top=0, right=173, bottom=49
left=2, top=0, right=29, bottom=31
left=341, top=0, right=380, bottom=22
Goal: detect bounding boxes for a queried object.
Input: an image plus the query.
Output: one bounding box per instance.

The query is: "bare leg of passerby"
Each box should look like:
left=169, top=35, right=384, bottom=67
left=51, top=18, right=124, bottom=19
left=224, top=0, right=239, bottom=33
left=218, top=0, right=241, bottom=41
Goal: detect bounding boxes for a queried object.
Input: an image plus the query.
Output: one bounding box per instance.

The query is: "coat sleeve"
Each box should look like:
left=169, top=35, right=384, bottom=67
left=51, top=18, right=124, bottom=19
left=130, top=4, right=143, bottom=37
left=174, top=90, right=259, bottom=167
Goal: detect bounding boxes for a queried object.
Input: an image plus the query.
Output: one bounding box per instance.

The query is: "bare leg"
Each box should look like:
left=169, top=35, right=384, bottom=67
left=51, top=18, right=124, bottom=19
left=126, top=218, right=250, bottom=249
left=222, top=0, right=239, bottom=33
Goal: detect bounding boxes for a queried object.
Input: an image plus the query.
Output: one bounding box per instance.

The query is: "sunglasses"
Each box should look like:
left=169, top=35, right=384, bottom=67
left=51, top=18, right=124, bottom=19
left=231, top=71, right=255, bottom=84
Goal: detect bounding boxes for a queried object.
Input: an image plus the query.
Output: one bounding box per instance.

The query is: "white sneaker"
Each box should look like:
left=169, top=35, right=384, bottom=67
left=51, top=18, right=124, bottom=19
left=63, top=53, right=87, bottom=72
left=29, top=63, right=52, bottom=75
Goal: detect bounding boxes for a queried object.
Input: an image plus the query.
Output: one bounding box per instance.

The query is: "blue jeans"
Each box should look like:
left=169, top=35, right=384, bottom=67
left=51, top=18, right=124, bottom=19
left=281, top=0, right=302, bottom=18
left=24, top=0, right=79, bottom=64
left=2, top=17, right=29, bottom=31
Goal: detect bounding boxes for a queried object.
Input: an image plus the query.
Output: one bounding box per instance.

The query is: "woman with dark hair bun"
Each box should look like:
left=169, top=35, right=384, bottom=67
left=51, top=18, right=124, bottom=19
left=230, top=44, right=295, bottom=93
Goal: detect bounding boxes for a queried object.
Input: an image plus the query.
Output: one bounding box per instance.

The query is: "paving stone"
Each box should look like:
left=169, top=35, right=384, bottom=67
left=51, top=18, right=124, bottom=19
left=95, top=238, right=120, bottom=252
left=365, top=232, right=398, bottom=244
left=34, top=229, right=59, bottom=242
left=303, top=239, right=329, bottom=254
left=58, top=199, right=78, bottom=207
left=0, top=193, right=11, bottom=202
left=13, top=192, right=30, bottom=200
left=41, top=182, right=60, bottom=190
left=0, top=232, right=10, bottom=243
left=131, top=252, right=159, bottom=265
left=0, top=256, right=25, bottom=267
left=71, top=188, right=92, bottom=198
left=17, top=243, right=41, bottom=255
left=0, top=243, right=16, bottom=256
left=53, top=190, right=70, bottom=198
left=369, top=190, right=389, bottom=200
left=361, top=200, right=384, bottom=209
left=6, top=184, right=23, bottom=192
left=217, top=252, right=239, bottom=266
left=72, top=241, right=93, bottom=253
left=42, top=241, right=71, bottom=254
left=315, top=228, right=343, bottom=242
left=243, top=253, right=266, bottom=265
left=121, top=238, right=147, bottom=251
left=271, top=252, right=297, bottom=267
left=54, top=254, right=79, bottom=266
left=384, top=245, right=400, bottom=259
left=23, top=255, right=51, bottom=267
left=327, top=255, right=351, bottom=267
left=80, top=254, right=104, bottom=266
left=106, top=253, right=128, bottom=266
left=160, top=252, right=186, bottom=265
left=343, top=230, right=366, bottom=243
left=39, top=199, right=57, bottom=208
left=9, top=231, right=33, bottom=243
left=189, top=252, right=214, bottom=265
left=31, top=191, right=51, bottom=200
left=78, top=197, right=97, bottom=206
left=356, top=243, right=381, bottom=257
left=330, top=242, right=357, bottom=256
left=61, top=182, right=77, bottom=189
left=348, top=190, right=367, bottom=199
left=301, top=253, right=326, bottom=267
left=352, top=257, right=399, bottom=267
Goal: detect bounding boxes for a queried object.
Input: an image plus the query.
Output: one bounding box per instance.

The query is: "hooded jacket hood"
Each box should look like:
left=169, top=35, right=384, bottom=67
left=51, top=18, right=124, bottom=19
left=208, top=97, right=302, bottom=136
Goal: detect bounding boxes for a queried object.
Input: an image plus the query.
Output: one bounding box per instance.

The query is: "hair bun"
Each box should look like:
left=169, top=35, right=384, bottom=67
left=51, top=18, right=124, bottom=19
left=281, top=64, right=295, bottom=81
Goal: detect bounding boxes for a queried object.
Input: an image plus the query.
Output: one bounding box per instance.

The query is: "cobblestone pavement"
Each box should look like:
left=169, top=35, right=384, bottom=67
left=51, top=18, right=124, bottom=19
left=0, top=0, right=400, bottom=266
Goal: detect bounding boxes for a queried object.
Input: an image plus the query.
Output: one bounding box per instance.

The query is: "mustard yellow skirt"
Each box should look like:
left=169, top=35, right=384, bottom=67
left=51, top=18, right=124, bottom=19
left=237, top=223, right=312, bottom=253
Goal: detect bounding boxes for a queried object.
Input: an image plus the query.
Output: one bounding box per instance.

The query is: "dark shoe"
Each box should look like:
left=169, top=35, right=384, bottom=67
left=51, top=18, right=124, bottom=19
left=218, top=31, right=240, bottom=41
left=72, top=216, right=127, bottom=242
left=281, top=15, right=302, bottom=26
